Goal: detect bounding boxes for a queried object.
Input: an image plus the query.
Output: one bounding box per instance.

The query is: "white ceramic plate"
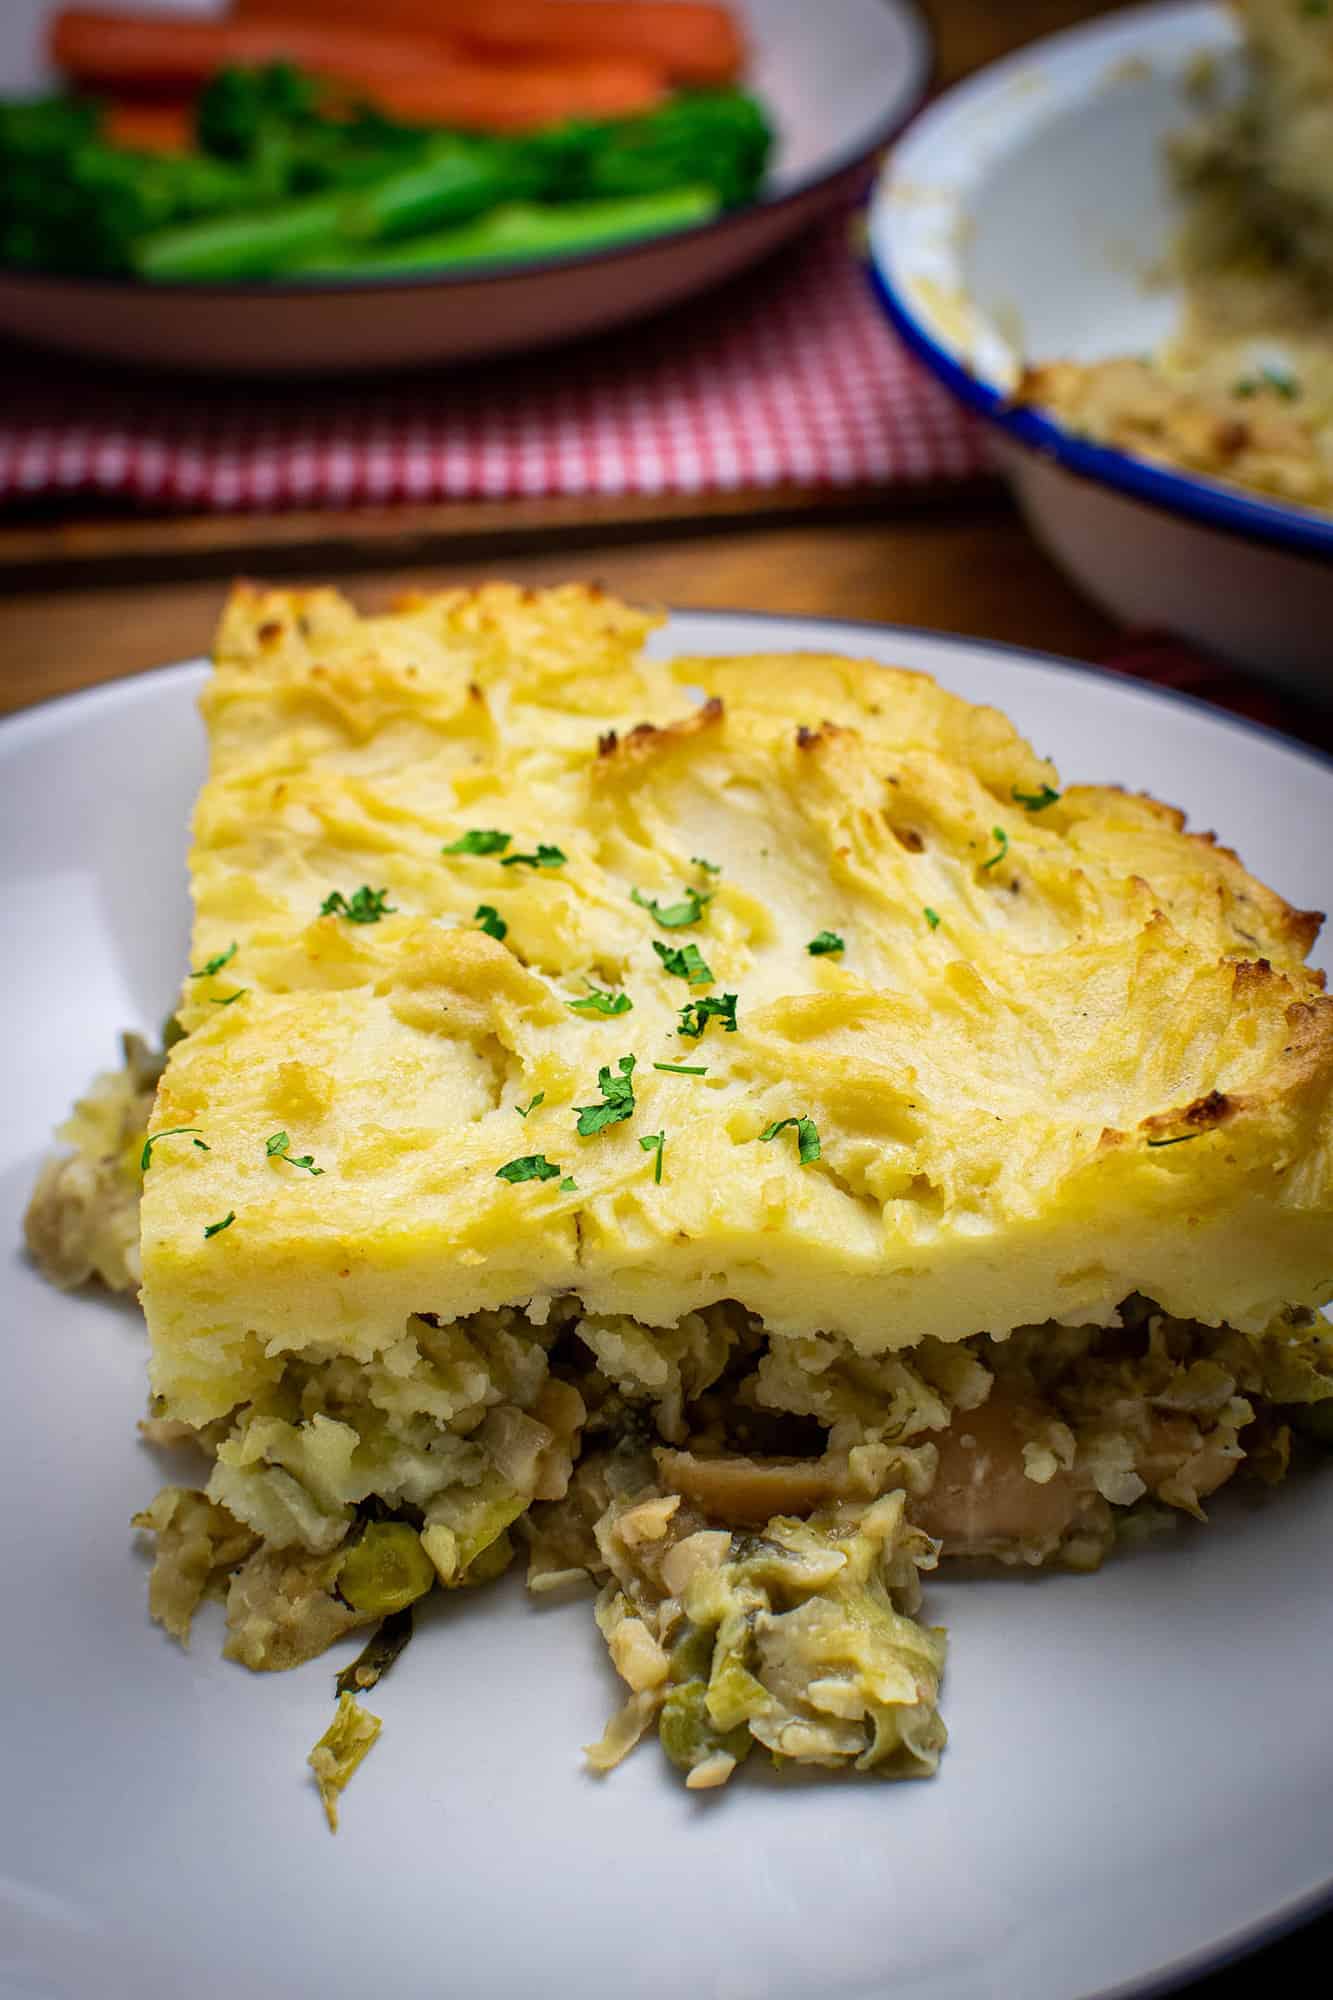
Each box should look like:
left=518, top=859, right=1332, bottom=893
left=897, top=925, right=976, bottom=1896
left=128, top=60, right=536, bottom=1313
left=866, top=1, right=1333, bottom=692
left=5, top=609, right=1333, bottom=2000
left=0, top=0, right=930, bottom=374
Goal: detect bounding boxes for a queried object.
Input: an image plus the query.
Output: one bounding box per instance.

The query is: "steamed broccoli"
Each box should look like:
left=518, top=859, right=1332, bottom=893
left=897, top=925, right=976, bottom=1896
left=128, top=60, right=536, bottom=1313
left=0, top=68, right=774, bottom=282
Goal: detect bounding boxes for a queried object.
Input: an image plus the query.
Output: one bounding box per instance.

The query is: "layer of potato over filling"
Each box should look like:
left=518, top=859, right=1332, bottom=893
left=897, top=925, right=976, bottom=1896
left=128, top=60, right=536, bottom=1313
left=26, top=1033, right=1333, bottom=1797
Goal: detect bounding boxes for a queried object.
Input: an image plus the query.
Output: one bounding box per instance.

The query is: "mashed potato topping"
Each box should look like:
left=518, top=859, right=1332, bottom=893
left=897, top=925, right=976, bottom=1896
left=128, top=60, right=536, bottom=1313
left=26, top=583, right=1333, bottom=1815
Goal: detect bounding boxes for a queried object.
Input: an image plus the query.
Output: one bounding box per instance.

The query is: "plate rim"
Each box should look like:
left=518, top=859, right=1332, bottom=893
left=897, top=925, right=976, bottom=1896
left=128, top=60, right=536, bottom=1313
left=5, top=602, right=1332, bottom=2000
left=865, top=0, right=1333, bottom=563
left=0, top=0, right=932, bottom=302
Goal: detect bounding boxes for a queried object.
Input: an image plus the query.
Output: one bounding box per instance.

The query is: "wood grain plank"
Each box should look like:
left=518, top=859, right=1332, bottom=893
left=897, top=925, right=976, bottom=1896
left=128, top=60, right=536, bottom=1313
left=0, top=480, right=987, bottom=582
left=0, top=503, right=1116, bottom=718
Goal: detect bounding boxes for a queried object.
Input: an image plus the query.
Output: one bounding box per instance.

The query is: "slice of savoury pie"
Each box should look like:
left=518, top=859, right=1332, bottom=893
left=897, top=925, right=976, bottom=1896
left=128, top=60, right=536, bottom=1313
left=31, top=582, right=1333, bottom=1805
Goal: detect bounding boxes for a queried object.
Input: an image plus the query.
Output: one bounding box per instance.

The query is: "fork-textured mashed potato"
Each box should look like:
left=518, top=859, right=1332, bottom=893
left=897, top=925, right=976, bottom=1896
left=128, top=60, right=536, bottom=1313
left=141, top=583, right=1332, bottom=1425
left=27, top=582, right=1333, bottom=1807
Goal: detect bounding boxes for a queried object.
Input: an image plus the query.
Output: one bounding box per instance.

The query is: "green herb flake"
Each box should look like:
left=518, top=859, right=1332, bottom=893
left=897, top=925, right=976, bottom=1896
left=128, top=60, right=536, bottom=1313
left=806, top=930, right=845, bottom=957
left=758, top=1114, right=821, bottom=1164
left=653, top=1061, right=707, bottom=1076
left=1147, top=1134, right=1202, bottom=1148
left=980, top=827, right=1009, bottom=871
left=559, top=1177, right=579, bottom=1192
left=631, top=885, right=713, bottom=929
left=1234, top=364, right=1299, bottom=400
left=575, top=1054, right=637, bottom=1136
left=203, top=1210, right=236, bottom=1239
left=141, top=1127, right=209, bottom=1171
left=640, top=1130, right=665, bottom=1183
left=496, top=1154, right=562, bottom=1183
left=266, top=1131, right=324, bottom=1175
left=442, top=829, right=510, bottom=856
left=568, top=985, right=633, bottom=1017
left=692, top=855, right=722, bottom=875
left=652, top=939, right=714, bottom=985
left=210, top=988, right=248, bottom=1006
left=515, top=1092, right=546, bottom=1119
left=474, top=903, right=508, bottom=942
left=924, top=907, right=941, bottom=931
left=677, top=994, right=737, bottom=1040
left=1011, top=784, right=1061, bottom=812
left=500, top=843, right=566, bottom=870
left=320, top=886, right=396, bottom=924
left=190, top=941, right=237, bottom=979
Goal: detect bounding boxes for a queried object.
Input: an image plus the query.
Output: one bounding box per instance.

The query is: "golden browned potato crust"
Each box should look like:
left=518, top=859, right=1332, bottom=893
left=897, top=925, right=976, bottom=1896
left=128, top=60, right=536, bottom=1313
left=131, top=584, right=1333, bottom=1433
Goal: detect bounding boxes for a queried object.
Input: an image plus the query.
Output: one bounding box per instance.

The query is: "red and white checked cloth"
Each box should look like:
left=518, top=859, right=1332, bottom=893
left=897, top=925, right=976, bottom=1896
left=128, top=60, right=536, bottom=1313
left=0, top=218, right=988, bottom=512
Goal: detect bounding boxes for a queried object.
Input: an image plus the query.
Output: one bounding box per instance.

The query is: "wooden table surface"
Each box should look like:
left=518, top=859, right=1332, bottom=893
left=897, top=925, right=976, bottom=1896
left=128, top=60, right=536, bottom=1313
left=0, top=0, right=1134, bottom=717
left=1, top=499, right=1123, bottom=717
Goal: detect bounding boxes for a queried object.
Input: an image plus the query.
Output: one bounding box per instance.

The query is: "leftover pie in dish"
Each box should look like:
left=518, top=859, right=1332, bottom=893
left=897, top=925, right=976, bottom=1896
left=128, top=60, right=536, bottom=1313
left=1020, top=1, right=1333, bottom=514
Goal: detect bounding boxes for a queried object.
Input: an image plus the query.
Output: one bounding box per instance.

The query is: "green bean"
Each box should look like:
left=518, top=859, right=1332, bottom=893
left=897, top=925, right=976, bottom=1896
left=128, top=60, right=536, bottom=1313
left=291, top=187, right=718, bottom=276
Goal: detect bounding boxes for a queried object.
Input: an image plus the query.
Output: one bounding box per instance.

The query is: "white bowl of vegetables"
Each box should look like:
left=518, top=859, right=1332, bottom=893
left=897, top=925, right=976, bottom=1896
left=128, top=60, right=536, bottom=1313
left=0, top=0, right=930, bottom=374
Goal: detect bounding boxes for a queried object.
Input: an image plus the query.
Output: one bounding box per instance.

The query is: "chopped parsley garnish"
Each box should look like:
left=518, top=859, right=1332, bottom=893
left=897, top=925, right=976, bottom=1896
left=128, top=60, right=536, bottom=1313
left=442, top=829, right=510, bottom=856
left=575, top=1054, right=636, bottom=1136
left=759, top=1114, right=821, bottom=1164
left=265, top=1131, right=324, bottom=1175
left=559, top=1177, right=579, bottom=1192
left=653, top=1061, right=707, bottom=1075
left=203, top=1211, right=235, bottom=1239
left=677, top=994, right=737, bottom=1040
left=924, top=907, right=941, bottom=931
left=980, top=827, right=1009, bottom=871
left=320, top=886, right=396, bottom=924
left=640, top=1130, right=665, bottom=1183
left=1234, top=365, right=1299, bottom=400
left=500, top=844, right=566, bottom=870
left=692, top=856, right=722, bottom=875
left=496, top=1154, right=562, bottom=1183
left=806, top=930, right=845, bottom=957
left=631, top=885, right=713, bottom=929
left=1011, top=784, right=1061, bottom=812
left=191, top=941, right=237, bottom=978
left=141, top=1128, right=209, bottom=1171
left=652, top=939, right=714, bottom=986
left=210, top=988, right=248, bottom=1006
left=568, top=984, right=633, bottom=1017
left=474, top=903, right=508, bottom=941
left=1147, top=1134, right=1202, bottom=1148
left=515, top=1092, right=545, bottom=1118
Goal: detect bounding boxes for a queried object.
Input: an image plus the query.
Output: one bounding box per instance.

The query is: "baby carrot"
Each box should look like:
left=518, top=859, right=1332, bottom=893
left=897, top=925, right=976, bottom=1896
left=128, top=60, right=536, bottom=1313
left=364, top=56, right=666, bottom=132
left=231, top=1, right=747, bottom=86
left=102, top=98, right=196, bottom=154
left=51, top=10, right=664, bottom=133
left=49, top=9, right=463, bottom=93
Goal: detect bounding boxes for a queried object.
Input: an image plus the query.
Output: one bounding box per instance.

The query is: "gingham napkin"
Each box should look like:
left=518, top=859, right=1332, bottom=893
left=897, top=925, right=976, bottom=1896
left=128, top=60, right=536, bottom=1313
left=1106, top=632, right=1333, bottom=754
left=0, top=217, right=988, bottom=511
